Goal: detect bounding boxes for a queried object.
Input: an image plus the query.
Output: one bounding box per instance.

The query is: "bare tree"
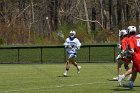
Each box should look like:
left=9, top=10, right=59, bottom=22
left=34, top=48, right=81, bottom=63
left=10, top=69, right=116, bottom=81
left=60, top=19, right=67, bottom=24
left=0, top=0, right=140, bottom=44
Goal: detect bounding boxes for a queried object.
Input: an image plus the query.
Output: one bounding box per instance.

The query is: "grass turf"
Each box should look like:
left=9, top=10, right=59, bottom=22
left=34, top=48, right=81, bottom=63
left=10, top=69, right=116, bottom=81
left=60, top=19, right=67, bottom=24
left=0, top=63, right=139, bottom=93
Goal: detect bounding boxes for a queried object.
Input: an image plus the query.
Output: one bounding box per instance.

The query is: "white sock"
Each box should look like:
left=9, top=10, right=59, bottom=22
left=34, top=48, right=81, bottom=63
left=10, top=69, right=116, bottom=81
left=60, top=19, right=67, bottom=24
left=119, top=74, right=125, bottom=78
left=65, top=70, right=68, bottom=73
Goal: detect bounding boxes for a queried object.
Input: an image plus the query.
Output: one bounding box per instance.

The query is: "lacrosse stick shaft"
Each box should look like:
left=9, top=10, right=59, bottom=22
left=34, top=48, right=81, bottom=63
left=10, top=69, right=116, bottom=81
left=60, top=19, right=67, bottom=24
left=118, top=30, right=121, bottom=54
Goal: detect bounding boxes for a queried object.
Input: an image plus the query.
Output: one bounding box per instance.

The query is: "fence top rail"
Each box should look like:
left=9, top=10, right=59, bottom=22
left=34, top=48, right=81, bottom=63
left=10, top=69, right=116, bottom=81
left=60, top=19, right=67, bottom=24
left=0, top=45, right=64, bottom=49
left=0, top=44, right=117, bottom=49
left=82, top=44, right=117, bottom=47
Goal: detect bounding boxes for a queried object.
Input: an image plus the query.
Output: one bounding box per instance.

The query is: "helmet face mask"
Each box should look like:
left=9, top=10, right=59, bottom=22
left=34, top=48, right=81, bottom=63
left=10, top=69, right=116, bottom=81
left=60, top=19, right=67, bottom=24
left=69, top=31, right=76, bottom=39
left=69, top=33, right=75, bottom=37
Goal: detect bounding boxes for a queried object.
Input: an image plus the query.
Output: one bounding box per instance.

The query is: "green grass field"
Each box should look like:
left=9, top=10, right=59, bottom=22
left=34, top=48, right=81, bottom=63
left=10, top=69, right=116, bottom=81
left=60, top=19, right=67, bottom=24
left=0, top=63, right=140, bottom=93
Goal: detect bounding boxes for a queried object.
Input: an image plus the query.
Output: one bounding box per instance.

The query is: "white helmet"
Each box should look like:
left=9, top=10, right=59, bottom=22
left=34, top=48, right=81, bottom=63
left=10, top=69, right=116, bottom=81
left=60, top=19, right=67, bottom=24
left=127, top=26, right=136, bottom=33
left=119, top=29, right=127, bottom=37
left=69, top=30, right=76, bottom=38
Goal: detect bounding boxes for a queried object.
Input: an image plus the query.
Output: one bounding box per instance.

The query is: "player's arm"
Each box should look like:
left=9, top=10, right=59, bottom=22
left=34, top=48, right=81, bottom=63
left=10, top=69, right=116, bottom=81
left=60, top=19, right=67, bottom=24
left=116, top=40, right=124, bottom=60
left=121, top=40, right=127, bottom=51
left=75, top=39, right=81, bottom=49
left=64, top=38, right=71, bottom=49
left=120, top=40, right=127, bottom=57
left=125, top=39, right=134, bottom=58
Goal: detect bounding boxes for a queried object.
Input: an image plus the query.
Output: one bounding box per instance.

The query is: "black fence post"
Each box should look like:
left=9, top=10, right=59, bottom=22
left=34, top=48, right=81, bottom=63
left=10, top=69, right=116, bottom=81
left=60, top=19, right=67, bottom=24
left=89, top=46, right=90, bottom=63
left=114, top=46, right=116, bottom=63
left=17, top=48, right=20, bottom=64
left=41, top=47, right=43, bottom=64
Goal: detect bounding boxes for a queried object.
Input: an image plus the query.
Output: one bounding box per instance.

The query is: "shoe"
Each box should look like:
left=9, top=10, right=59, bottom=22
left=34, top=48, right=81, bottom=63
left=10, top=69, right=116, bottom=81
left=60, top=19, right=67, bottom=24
left=113, top=77, right=118, bottom=81
left=77, top=66, right=81, bottom=74
left=63, top=71, right=68, bottom=76
left=118, top=75, right=125, bottom=86
left=123, top=82, right=133, bottom=89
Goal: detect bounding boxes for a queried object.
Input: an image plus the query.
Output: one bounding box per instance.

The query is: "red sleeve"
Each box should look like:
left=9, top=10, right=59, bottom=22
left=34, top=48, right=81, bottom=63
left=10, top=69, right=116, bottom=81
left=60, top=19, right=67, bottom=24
left=128, top=37, right=135, bottom=49
left=121, top=38, right=127, bottom=50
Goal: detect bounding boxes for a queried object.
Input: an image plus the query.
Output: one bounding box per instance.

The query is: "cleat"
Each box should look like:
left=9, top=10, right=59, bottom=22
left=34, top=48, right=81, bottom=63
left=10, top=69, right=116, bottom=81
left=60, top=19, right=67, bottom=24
left=77, top=66, right=81, bottom=74
left=63, top=71, right=68, bottom=76
left=123, top=83, right=133, bottom=89
left=113, top=77, right=118, bottom=81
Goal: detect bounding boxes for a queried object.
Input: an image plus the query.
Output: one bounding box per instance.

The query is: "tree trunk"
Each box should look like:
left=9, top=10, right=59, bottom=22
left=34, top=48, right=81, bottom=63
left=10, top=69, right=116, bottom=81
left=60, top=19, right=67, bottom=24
left=83, top=0, right=91, bottom=34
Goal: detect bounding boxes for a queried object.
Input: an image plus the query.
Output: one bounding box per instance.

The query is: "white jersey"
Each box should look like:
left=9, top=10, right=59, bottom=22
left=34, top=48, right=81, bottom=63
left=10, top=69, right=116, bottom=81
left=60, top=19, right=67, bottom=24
left=136, top=34, right=140, bottom=37
left=64, top=37, right=81, bottom=58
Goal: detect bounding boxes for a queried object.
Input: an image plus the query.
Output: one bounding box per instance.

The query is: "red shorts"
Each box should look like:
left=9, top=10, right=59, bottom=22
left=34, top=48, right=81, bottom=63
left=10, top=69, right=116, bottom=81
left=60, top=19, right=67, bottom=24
left=133, top=54, right=140, bottom=72
left=133, top=62, right=140, bottom=72
left=121, top=58, right=131, bottom=64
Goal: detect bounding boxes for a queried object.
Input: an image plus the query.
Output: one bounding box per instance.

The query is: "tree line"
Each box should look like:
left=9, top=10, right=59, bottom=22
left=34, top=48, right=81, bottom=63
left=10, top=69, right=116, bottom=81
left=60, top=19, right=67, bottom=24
left=0, top=0, right=140, bottom=44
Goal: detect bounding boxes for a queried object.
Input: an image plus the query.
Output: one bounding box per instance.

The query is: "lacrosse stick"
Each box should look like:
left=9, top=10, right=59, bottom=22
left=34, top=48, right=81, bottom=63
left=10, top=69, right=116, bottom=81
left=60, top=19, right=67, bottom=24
left=118, top=30, right=122, bottom=86
left=57, top=31, right=65, bottom=42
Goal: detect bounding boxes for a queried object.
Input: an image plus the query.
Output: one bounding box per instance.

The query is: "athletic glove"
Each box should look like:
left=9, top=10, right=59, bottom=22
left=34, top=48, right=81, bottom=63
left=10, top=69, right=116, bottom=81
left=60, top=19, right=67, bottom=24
left=116, top=54, right=121, bottom=61
left=117, top=44, right=121, bottom=49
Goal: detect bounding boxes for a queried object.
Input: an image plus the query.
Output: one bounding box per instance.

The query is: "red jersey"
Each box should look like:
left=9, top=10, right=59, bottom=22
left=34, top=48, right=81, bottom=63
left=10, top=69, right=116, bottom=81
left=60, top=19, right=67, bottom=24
left=128, top=35, right=140, bottom=54
left=120, top=37, right=130, bottom=64
left=121, top=37, right=128, bottom=51
left=128, top=35, right=140, bottom=72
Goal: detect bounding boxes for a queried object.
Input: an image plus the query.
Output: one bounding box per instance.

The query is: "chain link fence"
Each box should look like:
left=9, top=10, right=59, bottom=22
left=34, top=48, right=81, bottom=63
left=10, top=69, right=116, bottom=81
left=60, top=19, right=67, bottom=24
left=0, top=45, right=117, bottom=64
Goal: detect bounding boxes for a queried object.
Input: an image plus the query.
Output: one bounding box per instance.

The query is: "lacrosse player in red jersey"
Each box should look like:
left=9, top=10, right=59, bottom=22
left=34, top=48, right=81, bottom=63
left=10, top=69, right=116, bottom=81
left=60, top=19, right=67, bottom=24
left=113, top=29, right=132, bottom=81
left=63, top=30, right=81, bottom=76
left=122, top=26, right=140, bottom=89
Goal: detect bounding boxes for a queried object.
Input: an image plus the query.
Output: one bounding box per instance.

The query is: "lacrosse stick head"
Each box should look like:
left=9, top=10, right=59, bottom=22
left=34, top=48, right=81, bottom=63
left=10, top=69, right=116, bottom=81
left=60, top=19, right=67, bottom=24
left=57, top=31, right=64, bottom=38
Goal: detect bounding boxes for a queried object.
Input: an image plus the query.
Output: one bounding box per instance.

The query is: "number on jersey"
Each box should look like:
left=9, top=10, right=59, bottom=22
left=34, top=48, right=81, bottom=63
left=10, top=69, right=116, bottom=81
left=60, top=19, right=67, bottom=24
left=137, top=39, right=140, bottom=46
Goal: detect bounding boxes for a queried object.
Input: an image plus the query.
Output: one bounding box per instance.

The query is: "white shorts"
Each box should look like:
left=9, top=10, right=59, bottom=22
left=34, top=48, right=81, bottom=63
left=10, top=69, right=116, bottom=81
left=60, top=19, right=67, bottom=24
left=67, top=51, right=77, bottom=59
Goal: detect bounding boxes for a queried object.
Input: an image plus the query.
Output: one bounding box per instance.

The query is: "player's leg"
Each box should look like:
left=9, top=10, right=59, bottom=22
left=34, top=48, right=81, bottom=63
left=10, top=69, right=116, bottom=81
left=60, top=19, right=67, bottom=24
left=70, top=58, right=81, bottom=73
left=123, top=69, right=137, bottom=89
left=118, top=70, right=132, bottom=82
left=69, top=53, right=81, bottom=74
left=123, top=62, right=132, bottom=80
left=124, top=62, right=129, bottom=71
left=122, top=59, right=140, bottom=89
left=71, top=58, right=81, bottom=74
left=118, top=68, right=132, bottom=82
left=118, top=60, right=132, bottom=82
left=63, top=60, right=71, bottom=76
left=117, top=60, right=125, bottom=85
left=113, top=60, right=123, bottom=80
left=118, top=60, right=123, bottom=75
left=63, top=53, right=73, bottom=76
left=125, top=68, right=132, bottom=80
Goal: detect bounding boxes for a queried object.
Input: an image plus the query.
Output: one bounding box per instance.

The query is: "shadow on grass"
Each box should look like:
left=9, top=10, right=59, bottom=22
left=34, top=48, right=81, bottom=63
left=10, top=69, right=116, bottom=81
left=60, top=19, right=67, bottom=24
left=111, top=88, right=133, bottom=91
left=107, top=79, right=128, bottom=81
left=57, top=75, right=71, bottom=77
left=107, top=79, right=140, bottom=91
left=107, top=79, right=117, bottom=81
left=111, top=86, right=140, bottom=91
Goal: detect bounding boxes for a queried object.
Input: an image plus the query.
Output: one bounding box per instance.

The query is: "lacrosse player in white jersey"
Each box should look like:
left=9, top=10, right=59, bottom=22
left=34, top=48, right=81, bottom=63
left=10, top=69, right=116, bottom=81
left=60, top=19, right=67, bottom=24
left=63, top=30, right=81, bottom=76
